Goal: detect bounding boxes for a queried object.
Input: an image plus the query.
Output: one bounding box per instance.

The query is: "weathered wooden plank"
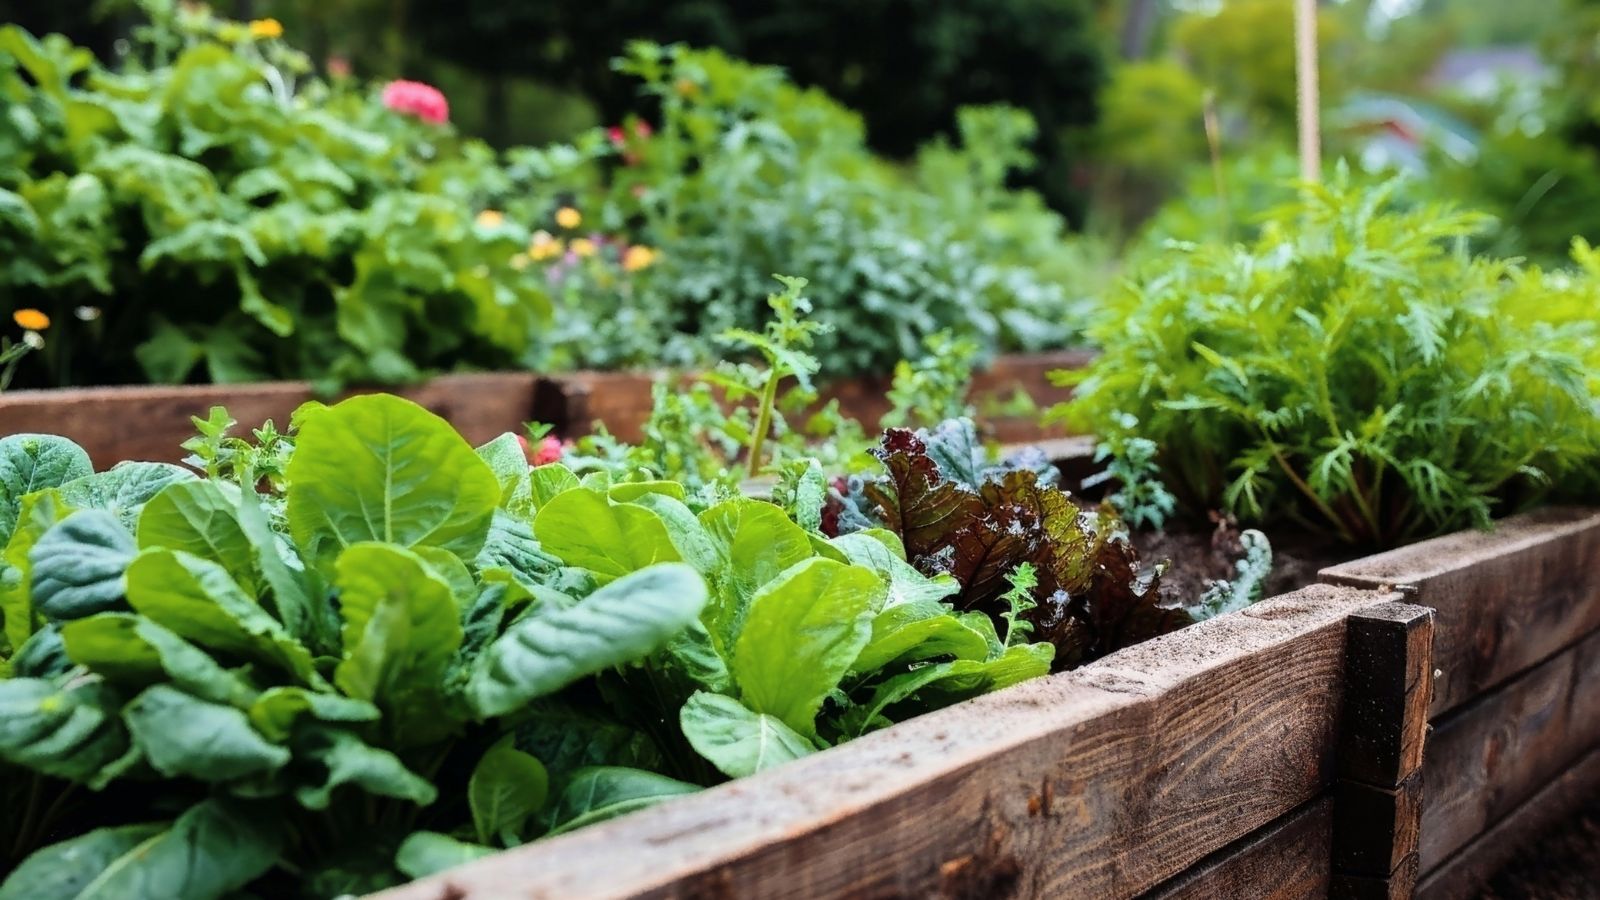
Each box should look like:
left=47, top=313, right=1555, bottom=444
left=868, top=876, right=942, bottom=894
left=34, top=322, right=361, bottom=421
left=1418, top=626, right=1600, bottom=872
left=1339, top=603, right=1434, bottom=786
left=1330, top=855, right=1419, bottom=900
left=0, top=373, right=539, bottom=468
left=1141, top=797, right=1333, bottom=900
left=1334, top=772, right=1423, bottom=878
left=373, top=585, right=1396, bottom=900
left=1320, top=507, right=1600, bottom=717
left=533, top=350, right=1097, bottom=444
left=1418, top=746, right=1600, bottom=900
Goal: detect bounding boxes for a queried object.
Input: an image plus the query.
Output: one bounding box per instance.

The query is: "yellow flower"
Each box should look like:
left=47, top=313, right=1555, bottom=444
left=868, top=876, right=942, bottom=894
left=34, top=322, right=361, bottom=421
left=476, top=209, right=505, bottom=228
left=570, top=238, right=597, bottom=258
left=529, top=231, right=563, bottom=261
left=622, top=245, right=657, bottom=272
left=555, top=207, right=582, bottom=230
left=13, top=309, right=49, bottom=331
left=509, top=252, right=530, bottom=270
left=248, top=18, right=284, bottom=39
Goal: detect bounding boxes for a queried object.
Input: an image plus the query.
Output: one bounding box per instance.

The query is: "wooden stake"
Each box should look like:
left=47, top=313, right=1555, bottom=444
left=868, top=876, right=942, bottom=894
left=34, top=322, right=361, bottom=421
left=1295, top=0, right=1321, bottom=184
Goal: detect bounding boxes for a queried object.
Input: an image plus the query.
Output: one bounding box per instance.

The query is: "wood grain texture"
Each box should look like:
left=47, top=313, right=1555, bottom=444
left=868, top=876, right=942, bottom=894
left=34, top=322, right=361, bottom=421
left=533, top=350, right=1098, bottom=444
left=1330, top=855, right=1419, bottom=900
left=0, top=373, right=539, bottom=468
left=372, top=585, right=1396, bottom=900
left=1418, top=626, right=1600, bottom=872
left=1417, top=746, right=1600, bottom=900
left=1141, top=797, right=1333, bottom=900
left=1334, top=771, right=1423, bottom=877
left=1321, top=507, right=1600, bottom=717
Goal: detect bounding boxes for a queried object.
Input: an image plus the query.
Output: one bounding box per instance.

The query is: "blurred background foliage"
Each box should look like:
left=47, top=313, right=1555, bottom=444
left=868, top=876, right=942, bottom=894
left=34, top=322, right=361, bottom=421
left=6, top=0, right=1599, bottom=256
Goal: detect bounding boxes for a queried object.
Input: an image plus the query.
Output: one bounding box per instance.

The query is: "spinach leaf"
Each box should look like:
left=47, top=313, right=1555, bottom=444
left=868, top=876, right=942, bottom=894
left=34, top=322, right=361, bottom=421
left=680, top=691, right=815, bottom=779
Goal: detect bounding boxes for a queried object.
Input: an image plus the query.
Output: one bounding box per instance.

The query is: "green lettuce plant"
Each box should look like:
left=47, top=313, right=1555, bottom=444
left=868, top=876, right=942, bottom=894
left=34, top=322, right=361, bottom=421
left=1058, top=173, right=1600, bottom=546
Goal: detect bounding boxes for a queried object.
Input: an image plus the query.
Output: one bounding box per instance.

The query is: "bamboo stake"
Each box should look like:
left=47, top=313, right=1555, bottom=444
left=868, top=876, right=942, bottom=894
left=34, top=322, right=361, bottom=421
left=1295, top=0, right=1321, bottom=184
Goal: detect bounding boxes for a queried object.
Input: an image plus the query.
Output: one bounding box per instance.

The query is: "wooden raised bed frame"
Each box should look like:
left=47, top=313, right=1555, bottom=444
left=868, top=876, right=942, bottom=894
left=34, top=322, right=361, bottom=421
left=377, top=586, right=1431, bottom=900
left=1322, top=506, right=1600, bottom=899
left=0, top=351, right=1091, bottom=467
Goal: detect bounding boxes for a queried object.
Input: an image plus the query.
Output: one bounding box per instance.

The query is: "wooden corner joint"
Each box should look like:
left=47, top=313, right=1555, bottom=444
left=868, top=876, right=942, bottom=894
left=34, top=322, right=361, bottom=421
left=1331, top=602, right=1435, bottom=896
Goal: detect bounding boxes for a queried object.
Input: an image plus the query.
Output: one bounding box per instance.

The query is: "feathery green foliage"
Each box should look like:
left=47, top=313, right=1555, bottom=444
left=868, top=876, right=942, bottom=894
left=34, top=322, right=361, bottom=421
left=1059, top=173, right=1600, bottom=546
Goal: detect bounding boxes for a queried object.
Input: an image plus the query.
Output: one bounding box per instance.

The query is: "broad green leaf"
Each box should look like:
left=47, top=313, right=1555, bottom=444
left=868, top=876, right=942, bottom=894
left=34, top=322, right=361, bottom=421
left=468, top=563, right=707, bottom=717
left=851, top=608, right=994, bottom=674
left=663, top=618, right=732, bottom=693
left=235, top=486, right=333, bottom=653
left=469, top=739, right=549, bottom=845
left=248, top=687, right=380, bottom=742
left=607, top=480, right=686, bottom=503
left=546, top=767, right=699, bottom=836
left=829, top=531, right=960, bottom=610
left=394, top=832, right=495, bottom=880
left=136, top=481, right=254, bottom=592
left=511, top=702, right=664, bottom=786
left=57, top=463, right=196, bottom=532
left=0, top=823, right=164, bottom=900
left=29, top=510, right=137, bottom=621
left=1, top=490, right=71, bottom=652
left=292, top=726, right=437, bottom=810
left=61, top=613, right=255, bottom=706
left=0, top=676, right=133, bottom=787
left=680, top=691, right=814, bottom=779
left=474, top=509, right=562, bottom=591
left=125, top=548, right=319, bottom=686
left=0, top=434, right=91, bottom=539
left=475, top=433, right=530, bottom=507
left=333, top=544, right=462, bottom=743
left=843, top=643, right=1054, bottom=737
left=414, top=545, right=476, bottom=603
left=528, top=463, right=580, bottom=512
left=50, top=800, right=279, bottom=900
left=625, top=493, right=720, bottom=574
left=286, top=394, right=500, bottom=571
left=123, top=685, right=289, bottom=782
left=532, top=489, right=680, bottom=584
left=697, top=498, right=813, bottom=650
left=10, top=624, right=69, bottom=678
left=731, top=558, right=879, bottom=737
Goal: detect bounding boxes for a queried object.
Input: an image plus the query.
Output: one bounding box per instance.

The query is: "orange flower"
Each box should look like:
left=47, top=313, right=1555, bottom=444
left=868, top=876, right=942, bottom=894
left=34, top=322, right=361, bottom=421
left=248, top=18, right=283, bottom=39
left=13, top=309, right=49, bottom=331
left=529, top=231, right=563, bottom=261
left=555, top=207, right=582, bottom=229
left=622, top=245, right=657, bottom=272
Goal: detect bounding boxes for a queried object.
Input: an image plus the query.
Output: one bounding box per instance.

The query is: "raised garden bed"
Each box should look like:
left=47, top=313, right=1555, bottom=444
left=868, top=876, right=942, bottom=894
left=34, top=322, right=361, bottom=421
left=372, top=585, right=1432, bottom=900
left=536, top=350, right=1097, bottom=445
left=1321, top=507, right=1600, bottom=899
left=0, top=373, right=541, bottom=469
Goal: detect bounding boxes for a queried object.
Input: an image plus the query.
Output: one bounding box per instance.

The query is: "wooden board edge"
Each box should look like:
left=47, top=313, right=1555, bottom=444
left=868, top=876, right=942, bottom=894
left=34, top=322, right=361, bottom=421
left=371, top=585, right=1397, bottom=900
left=1140, top=796, right=1334, bottom=900
left=1318, top=507, right=1600, bottom=588
left=1418, top=746, right=1600, bottom=900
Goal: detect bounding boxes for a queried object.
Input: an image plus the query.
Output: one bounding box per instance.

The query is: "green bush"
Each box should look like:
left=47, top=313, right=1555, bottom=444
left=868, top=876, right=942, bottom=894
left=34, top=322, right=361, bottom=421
left=0, top=13, right=549, bottom=390
left=510, top=44, right=1099, bottom=375
left=1059, top=174, right=1600, bottom=547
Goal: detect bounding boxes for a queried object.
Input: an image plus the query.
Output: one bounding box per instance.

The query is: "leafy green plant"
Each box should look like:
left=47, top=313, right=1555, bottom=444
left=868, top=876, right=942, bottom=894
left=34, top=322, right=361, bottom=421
left=0, top=397, right=707, bottom=893
left=1059, top=174, right=1600, bottom=546
left=0, top=390, right=1083, bottom=895
left=0, top=13, right=550, bottom=390
left=504, top=44, right=1097, bottom=375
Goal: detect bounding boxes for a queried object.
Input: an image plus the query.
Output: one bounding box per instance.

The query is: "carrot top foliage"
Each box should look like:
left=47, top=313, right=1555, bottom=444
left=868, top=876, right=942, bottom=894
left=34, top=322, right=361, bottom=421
left=1058, top=173, right=1600, bottom=547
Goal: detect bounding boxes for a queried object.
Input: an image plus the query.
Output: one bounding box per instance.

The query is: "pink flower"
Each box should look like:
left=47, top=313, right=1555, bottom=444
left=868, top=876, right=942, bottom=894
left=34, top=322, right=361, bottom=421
left=532, top=436, right=565, bottom=465
left=607, top=126, right=627, bottom=146
left=382, top=80, right=449, bottom=124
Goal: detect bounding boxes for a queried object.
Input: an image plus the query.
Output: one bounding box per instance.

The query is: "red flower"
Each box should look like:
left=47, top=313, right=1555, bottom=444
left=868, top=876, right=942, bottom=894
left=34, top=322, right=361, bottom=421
left=532, top=436, right=565, bottom=466
left=607, top=126, right=627, bottom=146
left=382, top=80, right=449, bottom=124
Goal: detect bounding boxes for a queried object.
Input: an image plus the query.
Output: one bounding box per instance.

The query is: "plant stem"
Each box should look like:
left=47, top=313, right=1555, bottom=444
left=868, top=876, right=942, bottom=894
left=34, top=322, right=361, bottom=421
left=1269, top=445, right=1356, bottom=543
left=746, top=369, right=781, bottom=478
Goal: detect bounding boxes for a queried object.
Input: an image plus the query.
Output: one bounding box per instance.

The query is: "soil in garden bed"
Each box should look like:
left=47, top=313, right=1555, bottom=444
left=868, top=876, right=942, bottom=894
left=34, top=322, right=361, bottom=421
left=1131, top=515, right=1351, bottom=607
left=1480, top=789, right=1600, bottom=899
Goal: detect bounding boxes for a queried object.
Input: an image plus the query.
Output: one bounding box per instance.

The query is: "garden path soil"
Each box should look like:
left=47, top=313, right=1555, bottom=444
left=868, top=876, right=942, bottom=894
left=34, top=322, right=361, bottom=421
left=1479, top=791, right=1600, bottom=899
